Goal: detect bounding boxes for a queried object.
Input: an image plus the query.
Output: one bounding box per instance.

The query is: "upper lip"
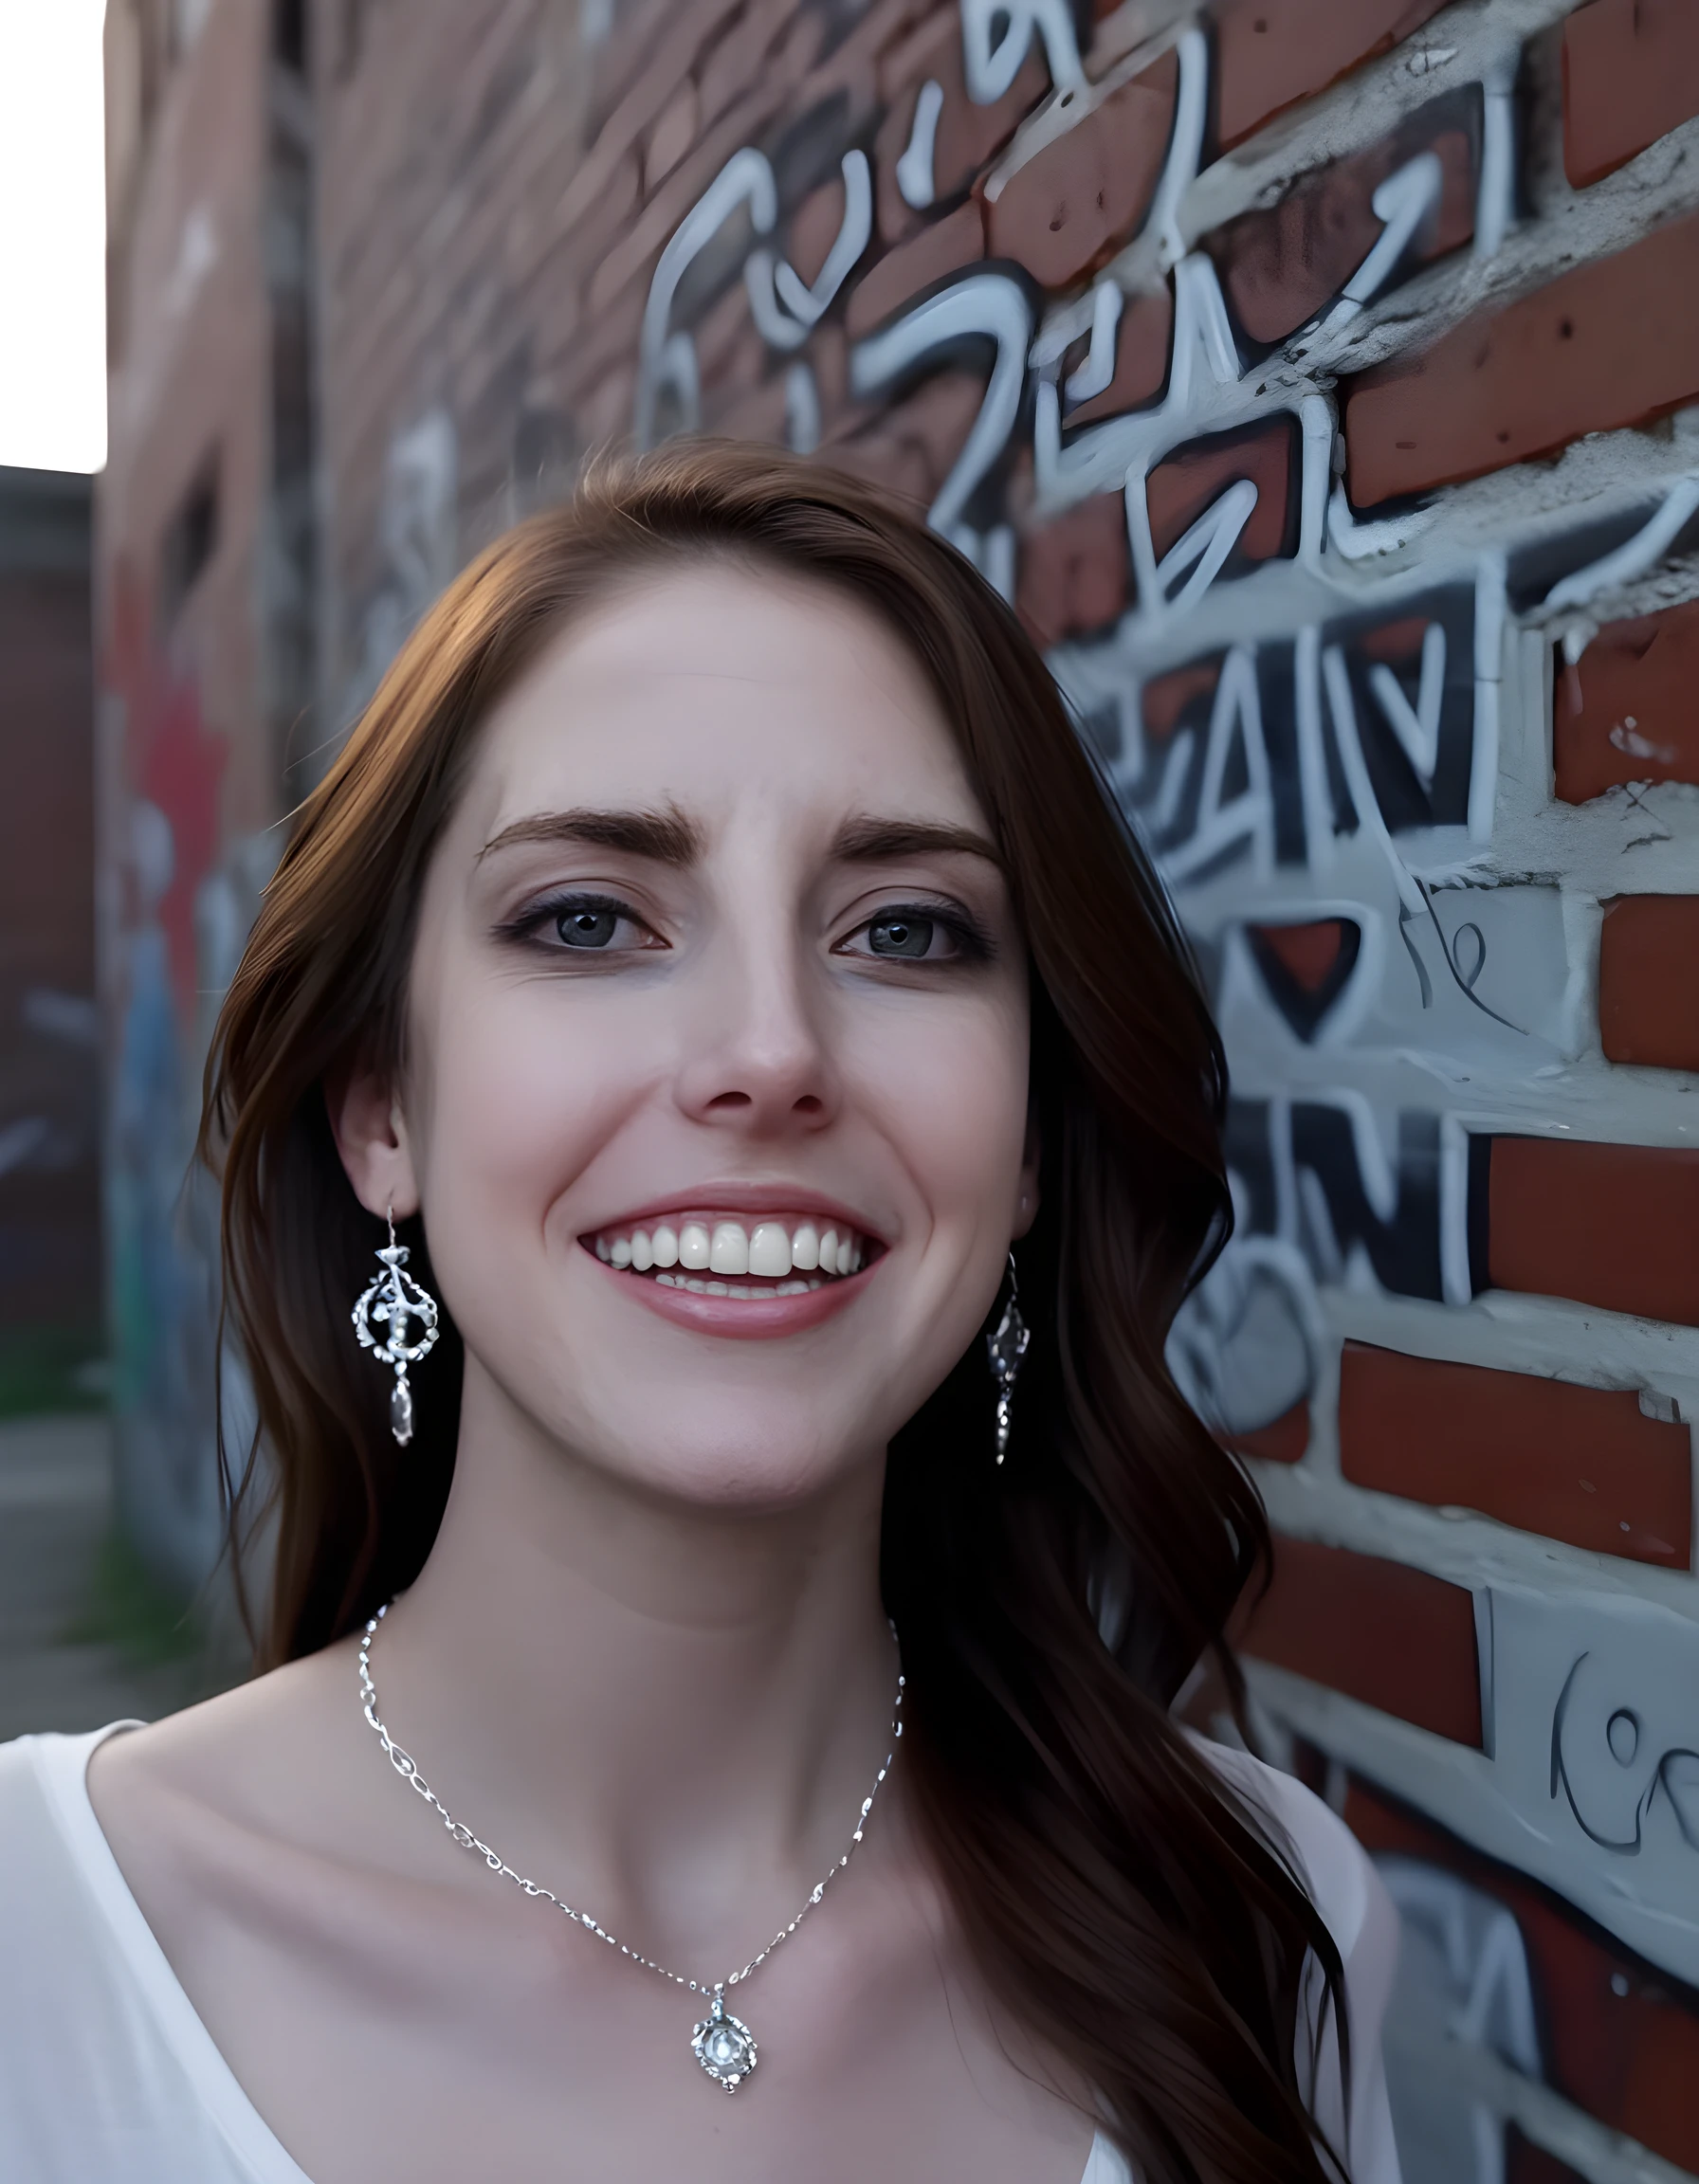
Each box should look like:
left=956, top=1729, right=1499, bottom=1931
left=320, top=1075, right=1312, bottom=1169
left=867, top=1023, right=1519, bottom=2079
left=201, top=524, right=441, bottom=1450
left=582, top=1182, right=886, bottom=1244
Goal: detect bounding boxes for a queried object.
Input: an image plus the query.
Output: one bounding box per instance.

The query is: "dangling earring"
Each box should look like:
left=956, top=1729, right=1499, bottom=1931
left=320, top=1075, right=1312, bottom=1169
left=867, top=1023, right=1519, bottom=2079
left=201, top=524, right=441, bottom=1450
left=353, top=1207, right=441, bottom=1446
left=986, top=1251, right=1030, bottom=1466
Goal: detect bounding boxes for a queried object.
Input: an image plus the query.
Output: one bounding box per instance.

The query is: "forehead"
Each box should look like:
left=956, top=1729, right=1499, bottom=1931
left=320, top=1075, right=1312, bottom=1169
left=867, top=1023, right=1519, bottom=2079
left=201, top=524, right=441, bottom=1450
left=460, top=562, right=984, bottom=839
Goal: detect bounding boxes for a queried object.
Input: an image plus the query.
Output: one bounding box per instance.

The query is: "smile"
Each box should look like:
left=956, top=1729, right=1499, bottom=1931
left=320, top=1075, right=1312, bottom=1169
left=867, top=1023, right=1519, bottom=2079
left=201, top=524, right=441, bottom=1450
left=589, top=1214, right=870, bottom=1298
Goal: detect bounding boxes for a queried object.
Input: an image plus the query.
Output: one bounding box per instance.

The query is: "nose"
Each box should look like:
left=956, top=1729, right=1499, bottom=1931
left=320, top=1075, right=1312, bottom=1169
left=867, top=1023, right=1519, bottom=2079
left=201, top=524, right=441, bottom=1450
left=670, top=909, right=839, bottom=1138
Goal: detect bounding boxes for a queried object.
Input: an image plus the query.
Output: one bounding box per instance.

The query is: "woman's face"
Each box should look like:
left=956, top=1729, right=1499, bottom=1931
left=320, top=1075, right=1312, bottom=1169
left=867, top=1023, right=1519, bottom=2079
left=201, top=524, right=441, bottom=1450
left=347, top=563, right=1035, bottom=1509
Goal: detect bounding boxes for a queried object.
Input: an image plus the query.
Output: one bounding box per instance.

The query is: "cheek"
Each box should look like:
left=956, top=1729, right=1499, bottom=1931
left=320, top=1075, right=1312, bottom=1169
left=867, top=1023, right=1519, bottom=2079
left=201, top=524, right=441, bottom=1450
left=411, top=972, right=636, bottom=1247
left=851, top=984, right=1031, bottom=1230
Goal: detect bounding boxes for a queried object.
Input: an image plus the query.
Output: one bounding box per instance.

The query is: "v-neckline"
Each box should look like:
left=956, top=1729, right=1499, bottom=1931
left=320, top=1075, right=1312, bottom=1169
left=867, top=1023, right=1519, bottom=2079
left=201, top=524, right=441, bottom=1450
left=40, top=1725, right=1127, bottom=2184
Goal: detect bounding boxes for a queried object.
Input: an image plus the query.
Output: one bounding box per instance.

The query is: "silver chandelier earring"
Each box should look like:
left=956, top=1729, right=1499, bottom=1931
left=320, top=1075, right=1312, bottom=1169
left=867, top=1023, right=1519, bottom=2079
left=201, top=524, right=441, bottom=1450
left=352, top=1207, right=441, bottom=1446
left=986, top=1251, right=1030, bottom=1466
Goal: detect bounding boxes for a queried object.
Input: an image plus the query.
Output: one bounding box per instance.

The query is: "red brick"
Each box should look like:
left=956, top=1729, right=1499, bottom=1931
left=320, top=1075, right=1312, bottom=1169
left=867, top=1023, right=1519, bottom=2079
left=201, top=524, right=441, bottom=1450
left=873, top=9, right=1047, bottom=246
left=643, top=79, right=698, bottom=190
left=1346, top=1781, right=1699, bottom=2172
left=1242, top=1538, right=1483, bottom=1745
left=1563, top=0, right=1699, bottom=190
left=1015, top=491, right=1128, bottom=647
left=1142, top=658, right=1222, bottom=736
left=1251, top=919, right=1351, bottom=992
left=1554, top=595, right=1699, bottom=802
left=1226, top=1397, right=1310, bottom=1464
left=1599, top=895, right=1699, bottom=1072
left=787, top=172, right=849, bottom=287
left=1245, top=919, right=1362, bottom=1041
left=986, top=54, right=1177, bottom=288
left=1338, top=1340, right=1690, bottom=1567
left=1146, top=416, right=1298, bottom=563
left=845, top=200, right=984, bottom=337
left=1067, top=286, right=1172, bottom=423
left=1489, top=1136, right=1699, bottom=1327
left=1213, top=0, right=1450, bottom=153
left=1208, top=106, right=1475, bottom=346
left=1344, top=211, right=1699, bottom=506
left=816, top=369, right=985, bottom=511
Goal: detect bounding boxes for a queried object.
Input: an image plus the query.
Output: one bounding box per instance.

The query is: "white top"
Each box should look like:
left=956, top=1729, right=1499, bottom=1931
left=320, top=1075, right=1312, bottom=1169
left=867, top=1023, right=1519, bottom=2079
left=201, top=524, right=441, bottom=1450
left=0, top=1726, right=1400, bottom=2183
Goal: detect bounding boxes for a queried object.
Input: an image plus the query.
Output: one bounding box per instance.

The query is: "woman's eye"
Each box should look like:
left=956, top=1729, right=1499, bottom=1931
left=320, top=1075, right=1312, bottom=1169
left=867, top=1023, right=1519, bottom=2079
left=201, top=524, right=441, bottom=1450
left=839, top=904, right=987, bottom=963
left=868, top=914, right=936, bottom=958
left=494, top=894, right=661, bottom=955
left=557, top=904, right=623, bottom=949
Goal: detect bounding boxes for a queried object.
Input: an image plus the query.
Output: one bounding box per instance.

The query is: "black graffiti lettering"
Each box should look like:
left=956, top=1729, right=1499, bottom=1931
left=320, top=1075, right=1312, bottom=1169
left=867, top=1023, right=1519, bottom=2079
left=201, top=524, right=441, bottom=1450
left=1290, top=1103, right=1442, bottom=1300
left=1322, top=584, right=1476, bottom=834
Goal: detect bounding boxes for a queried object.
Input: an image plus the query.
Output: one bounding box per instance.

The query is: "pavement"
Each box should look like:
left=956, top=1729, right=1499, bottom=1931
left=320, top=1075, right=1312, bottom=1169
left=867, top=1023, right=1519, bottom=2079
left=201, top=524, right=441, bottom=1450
left=0, top=1413, right=220, bottom=1741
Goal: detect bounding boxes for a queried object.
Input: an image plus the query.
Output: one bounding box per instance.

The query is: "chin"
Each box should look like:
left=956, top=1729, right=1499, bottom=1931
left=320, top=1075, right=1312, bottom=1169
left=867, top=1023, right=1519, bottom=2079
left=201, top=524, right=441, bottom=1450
left=561, top=1390, right=881, bottom=1511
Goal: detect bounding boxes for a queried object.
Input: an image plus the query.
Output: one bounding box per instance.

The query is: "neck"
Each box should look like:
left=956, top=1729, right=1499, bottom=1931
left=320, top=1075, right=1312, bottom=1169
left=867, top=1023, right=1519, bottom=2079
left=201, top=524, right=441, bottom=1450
left=371, top=1355, right=904, bottom=1970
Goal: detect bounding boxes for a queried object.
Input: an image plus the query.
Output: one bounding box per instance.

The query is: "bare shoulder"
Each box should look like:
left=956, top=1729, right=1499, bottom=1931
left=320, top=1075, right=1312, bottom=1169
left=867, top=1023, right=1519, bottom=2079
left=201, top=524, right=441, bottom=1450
left=85, top=1637, right=371, bottom=1890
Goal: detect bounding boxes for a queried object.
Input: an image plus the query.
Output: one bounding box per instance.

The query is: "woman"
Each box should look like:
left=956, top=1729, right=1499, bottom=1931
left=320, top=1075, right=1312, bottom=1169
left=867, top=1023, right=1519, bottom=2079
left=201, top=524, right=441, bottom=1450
left=0, top=444, right=1398, bottom=2183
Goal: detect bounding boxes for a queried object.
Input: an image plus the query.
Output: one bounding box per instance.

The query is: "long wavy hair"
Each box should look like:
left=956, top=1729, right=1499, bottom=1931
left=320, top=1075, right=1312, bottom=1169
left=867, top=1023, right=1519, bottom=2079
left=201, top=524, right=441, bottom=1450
left=202, top=440, right=1346, bottom=2183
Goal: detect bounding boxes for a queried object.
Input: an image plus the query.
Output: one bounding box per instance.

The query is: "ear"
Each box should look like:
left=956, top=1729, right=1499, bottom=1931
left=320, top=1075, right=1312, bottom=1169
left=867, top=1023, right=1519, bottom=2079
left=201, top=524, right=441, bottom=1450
left=326, top=1060, right=420, bottom=1221
left=1014, top=1105, right=1041, bottom=1239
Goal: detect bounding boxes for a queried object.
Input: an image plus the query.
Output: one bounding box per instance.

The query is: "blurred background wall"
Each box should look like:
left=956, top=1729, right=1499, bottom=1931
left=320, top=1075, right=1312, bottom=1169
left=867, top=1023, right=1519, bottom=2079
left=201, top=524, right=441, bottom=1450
left=0, top=469, right=98, bottom=1384
left=94, top=5, right=1699, bottom=2181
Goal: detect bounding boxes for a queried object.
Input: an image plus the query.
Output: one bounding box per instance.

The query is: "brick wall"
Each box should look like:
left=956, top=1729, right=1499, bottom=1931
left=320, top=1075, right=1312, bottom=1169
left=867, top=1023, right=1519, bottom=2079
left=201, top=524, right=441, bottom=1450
left=107, top=2, right=1699, bottom=2171
left=99, top=0, right=301, bottom=1588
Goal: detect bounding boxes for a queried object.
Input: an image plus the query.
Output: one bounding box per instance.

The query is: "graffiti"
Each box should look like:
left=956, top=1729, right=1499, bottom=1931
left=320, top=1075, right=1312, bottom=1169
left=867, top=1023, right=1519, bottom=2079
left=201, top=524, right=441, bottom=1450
left=1378, top=1859, right=1545, bottom=2184
left=895, top=80, right=943, bottom=211
left=625, top=0, right=1699, bottom=2001
left=636, top=148, right=779, bottom=447
left=959, top=0, right=1081, bottom=103
left=850, top=270, right=1031, bottom=588
left=1551, top=1642, right=1699, bottom=1855
left=745, top=151, right=871, bottom=350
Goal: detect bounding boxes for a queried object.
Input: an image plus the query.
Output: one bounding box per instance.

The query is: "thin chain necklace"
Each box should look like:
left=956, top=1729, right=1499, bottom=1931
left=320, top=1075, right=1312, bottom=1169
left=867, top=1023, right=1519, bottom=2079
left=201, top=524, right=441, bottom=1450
left=357, top=1602, right=904, bottom=2092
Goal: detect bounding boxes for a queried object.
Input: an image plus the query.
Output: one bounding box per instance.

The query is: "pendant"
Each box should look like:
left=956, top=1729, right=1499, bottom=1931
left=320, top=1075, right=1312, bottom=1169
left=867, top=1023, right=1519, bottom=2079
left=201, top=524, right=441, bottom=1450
left=691, top=1989, right=758, bottom=2091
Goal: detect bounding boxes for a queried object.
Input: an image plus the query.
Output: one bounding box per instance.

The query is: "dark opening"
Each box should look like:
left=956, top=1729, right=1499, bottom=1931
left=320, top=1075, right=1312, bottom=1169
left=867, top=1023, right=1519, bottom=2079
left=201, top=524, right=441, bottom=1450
left=157, top=457, right=220, bottom=628
left=273, top=0, right=308, bottom=74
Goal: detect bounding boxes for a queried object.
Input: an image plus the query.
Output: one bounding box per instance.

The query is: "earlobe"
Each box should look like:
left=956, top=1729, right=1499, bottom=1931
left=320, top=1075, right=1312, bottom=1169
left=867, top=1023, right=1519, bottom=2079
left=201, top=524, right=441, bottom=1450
left=326, top=1064, right=421, bottom=1221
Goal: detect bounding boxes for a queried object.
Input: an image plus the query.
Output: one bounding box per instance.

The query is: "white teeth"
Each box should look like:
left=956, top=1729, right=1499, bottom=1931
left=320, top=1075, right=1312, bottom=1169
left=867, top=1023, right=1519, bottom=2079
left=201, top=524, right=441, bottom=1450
left=656, top=1272, right=827, bottom=1295
left=709, top=1221, right=749, bottom=1276
left=596, top=1214, right=870, bottom=1290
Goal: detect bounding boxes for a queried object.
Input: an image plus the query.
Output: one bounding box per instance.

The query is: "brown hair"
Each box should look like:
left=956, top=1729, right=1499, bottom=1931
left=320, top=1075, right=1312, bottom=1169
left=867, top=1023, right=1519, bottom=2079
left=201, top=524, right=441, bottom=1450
left=203, top=441, right=1346, bottom=2183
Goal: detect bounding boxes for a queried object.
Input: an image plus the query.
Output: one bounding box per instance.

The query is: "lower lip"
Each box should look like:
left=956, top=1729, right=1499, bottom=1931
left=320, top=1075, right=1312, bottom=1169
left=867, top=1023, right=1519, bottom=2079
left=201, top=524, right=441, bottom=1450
left=585, top=1250, right=874, bottom=1338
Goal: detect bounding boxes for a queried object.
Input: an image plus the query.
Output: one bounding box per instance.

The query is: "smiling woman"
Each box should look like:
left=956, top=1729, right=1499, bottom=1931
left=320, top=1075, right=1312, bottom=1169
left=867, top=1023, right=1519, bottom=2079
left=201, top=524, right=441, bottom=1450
left=0, top=446, right=1398, bottom=2184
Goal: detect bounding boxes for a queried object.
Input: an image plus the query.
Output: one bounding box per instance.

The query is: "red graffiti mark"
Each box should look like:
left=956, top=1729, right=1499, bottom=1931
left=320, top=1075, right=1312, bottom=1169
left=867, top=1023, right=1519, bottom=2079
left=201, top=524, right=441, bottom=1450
left=103, top=558, right=228, bottom=1028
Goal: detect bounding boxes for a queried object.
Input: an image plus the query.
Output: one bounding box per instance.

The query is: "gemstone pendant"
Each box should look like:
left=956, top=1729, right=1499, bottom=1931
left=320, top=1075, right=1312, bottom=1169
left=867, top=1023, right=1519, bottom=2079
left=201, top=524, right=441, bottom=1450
left=691, top=1990, right=758, bottom=2092
left=390, top=1374, right=414, bottom=1446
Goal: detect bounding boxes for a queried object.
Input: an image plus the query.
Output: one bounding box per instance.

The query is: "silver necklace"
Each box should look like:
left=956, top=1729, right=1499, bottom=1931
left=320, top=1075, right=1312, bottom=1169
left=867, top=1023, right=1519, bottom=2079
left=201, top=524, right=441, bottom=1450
left=357, top=1603, right=904, bottom=2092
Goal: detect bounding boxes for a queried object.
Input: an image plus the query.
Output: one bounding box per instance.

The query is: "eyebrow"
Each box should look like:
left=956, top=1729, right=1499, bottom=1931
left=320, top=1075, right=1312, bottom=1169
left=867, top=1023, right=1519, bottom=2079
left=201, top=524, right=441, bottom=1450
left=477, top=805, right=703, bottom=865
left=476, top=806, right=1003, bottom=873
left=831, top=815, right=1005, bottom=869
